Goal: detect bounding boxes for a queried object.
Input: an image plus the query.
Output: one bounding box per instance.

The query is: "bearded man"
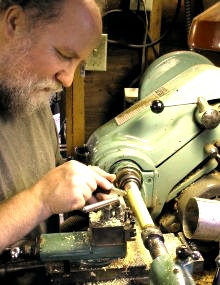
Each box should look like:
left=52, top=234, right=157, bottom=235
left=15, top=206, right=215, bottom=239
left=0, top=0, right=115, bottom=262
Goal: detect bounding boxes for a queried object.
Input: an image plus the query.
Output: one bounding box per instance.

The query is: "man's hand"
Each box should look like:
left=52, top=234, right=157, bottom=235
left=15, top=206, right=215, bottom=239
left=32, top=160, right=116, bottom=216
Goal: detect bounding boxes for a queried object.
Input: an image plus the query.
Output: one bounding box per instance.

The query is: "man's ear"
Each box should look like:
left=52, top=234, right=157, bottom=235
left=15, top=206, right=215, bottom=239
left=3, top=5, right=27, bottom=39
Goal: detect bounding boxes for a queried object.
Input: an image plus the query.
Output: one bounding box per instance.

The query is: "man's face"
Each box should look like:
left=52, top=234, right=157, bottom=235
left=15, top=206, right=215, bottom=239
left=0, top=37, right=62, bottom=118
left=0, top=0, right=101, bottom=118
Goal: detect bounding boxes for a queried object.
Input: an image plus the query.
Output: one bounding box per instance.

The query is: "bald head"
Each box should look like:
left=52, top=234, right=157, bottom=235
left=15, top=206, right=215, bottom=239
left=0, top=0, right=102, bottom=32
left=56, top=0, right=102, bottom=61
left=70, top=0, right=102, bottom=43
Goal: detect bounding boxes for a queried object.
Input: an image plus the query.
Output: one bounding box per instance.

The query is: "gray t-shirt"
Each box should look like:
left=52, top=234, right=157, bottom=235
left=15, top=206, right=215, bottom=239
left=0, top=104, right=63, bottom=284
left=0, top=104, right=64, bottom=235
left=0, top=104, right=61, bottom=200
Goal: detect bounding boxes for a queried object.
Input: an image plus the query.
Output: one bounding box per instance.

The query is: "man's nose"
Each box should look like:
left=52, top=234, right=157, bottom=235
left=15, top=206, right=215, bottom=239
left=55, top=63, right=78, bottom=87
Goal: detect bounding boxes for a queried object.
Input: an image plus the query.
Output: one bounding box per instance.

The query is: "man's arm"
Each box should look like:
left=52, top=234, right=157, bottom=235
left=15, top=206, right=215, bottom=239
left=0, top=160, right=115, bottom=252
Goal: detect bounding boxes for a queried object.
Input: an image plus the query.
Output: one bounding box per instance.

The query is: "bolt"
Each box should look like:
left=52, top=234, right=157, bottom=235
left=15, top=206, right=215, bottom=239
left=173, top=267, right=180, bottom=274
left=10, top=247, right=20, bottom=259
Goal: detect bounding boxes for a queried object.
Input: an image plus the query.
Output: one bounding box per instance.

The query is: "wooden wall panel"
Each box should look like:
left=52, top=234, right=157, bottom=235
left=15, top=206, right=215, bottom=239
left=85, top=45, right=140, bottom=140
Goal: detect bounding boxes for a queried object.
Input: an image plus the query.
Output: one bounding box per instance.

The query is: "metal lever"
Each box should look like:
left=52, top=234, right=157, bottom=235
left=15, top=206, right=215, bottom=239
left=150, top=99, right=196, bottom=114
left=151, top=97, right=220, bottom=129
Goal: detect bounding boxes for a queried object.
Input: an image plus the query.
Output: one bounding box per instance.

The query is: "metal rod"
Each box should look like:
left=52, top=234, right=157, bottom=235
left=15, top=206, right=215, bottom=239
left=82, top=197, right=120, bottom=213
left=110, top=186, right=127, bottom=196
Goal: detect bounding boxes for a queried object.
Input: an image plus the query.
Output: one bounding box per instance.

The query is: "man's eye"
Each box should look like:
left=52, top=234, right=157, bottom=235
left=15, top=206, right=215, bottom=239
left=56, top=49, right=73, bottom=61
left=62, top=54, right=73, bottom=60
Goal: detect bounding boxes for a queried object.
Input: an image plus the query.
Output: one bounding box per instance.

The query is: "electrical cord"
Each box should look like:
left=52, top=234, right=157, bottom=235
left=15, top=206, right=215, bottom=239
left=102, top=0, right=182, bottom=87
left=102, top=0, right=182, bottom=49
left=184, top=0, right=192, bottom=36
left=140, top=0, right=148, bottom=73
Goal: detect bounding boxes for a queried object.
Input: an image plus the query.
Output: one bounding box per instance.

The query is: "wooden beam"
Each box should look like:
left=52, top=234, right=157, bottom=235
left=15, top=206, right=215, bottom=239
left=147, top=0, right=163, bottom=64
left=65, top=64, right=85, bottom=156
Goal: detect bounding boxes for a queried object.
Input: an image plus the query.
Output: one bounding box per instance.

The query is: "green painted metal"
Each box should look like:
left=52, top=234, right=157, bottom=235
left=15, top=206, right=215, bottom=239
left=87, top=51, right=220, bottom=219
left=40, top=232, right=126, bottom=262
left=150, top=255, right=196, bottom=285
left=139, top=50, right=213, bottom=100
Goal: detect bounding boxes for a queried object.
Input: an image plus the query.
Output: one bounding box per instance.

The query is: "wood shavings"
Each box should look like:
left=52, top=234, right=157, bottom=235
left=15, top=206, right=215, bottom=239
left=105, top=226, right=151, bottom=270
left=193, top=270, right=215, bottom=285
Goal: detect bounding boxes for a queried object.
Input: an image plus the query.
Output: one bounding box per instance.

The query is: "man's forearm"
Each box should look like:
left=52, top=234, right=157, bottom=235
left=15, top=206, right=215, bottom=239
left=0, top=186, right=49, bottom=252
left=0, top=161, right=116, bottom=252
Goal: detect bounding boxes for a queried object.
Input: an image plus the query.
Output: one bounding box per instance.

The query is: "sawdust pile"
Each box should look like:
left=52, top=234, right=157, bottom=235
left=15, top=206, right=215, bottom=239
left=193, top=270, right=215, bottom=285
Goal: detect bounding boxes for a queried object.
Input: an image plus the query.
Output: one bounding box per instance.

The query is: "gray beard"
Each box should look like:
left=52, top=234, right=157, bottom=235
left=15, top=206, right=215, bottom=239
left=0, top=84, right=28, bottom=120
left=0, top=83, right=52, bottom=120
left=0, top=40, right=62, bottom=120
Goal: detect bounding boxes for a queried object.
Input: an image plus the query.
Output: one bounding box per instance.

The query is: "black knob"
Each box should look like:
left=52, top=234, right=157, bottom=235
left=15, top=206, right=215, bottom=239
left=150, top=100, right=164, bottom=113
